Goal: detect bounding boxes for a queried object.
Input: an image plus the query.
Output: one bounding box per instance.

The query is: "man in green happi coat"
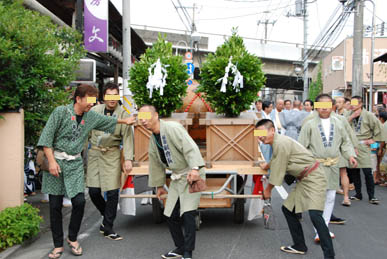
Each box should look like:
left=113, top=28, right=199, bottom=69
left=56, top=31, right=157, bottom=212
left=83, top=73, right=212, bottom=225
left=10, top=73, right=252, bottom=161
left=86, top=83, right=134, bottom=241
left=299, top=94, right=357, bottom=243
left=257, top=119, right=335, bottom=259
left=345, top=96, right=384, bottom=204
left=37, top=84, right=135, bottom=258
left=332, top=98, right=359, bottom=206
left=138, top=105, right=205, bottom=259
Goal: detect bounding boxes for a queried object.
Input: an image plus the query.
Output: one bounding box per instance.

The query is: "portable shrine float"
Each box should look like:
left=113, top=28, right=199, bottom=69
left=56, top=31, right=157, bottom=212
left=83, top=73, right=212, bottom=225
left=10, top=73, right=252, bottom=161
left=120, top=33, right=267, bottom=227
left=121, top=89, right=267, bottom=227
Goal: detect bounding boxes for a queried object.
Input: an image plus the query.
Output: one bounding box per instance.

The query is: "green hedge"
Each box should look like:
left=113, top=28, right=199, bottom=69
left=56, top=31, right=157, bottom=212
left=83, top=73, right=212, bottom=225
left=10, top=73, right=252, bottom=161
left=0, top=203, right=42, bottom=251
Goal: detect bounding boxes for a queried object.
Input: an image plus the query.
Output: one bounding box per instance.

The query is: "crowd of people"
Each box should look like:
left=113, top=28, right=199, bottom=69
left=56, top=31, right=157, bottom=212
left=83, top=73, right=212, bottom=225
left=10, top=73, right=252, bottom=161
left=37, top=83, right=387, bottom=259
left=255, top=95, right=387, bottom=259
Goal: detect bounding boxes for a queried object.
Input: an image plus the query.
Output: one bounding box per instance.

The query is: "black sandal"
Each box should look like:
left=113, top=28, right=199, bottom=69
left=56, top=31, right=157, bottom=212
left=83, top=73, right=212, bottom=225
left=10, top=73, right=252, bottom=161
left=66, top=239, right=83, bottom=256
left=48, top=248, right=63, bottom=259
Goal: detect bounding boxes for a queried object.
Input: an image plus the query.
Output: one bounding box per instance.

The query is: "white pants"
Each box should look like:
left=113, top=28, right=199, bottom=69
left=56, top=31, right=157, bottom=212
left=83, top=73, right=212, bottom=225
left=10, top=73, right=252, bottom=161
left=314, top=189, right=336, bottom=237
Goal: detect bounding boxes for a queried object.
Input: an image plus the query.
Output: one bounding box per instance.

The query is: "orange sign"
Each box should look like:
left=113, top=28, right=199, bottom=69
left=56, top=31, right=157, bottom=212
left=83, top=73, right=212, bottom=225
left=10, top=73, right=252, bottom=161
left=185, top=52, right=193, bottom=60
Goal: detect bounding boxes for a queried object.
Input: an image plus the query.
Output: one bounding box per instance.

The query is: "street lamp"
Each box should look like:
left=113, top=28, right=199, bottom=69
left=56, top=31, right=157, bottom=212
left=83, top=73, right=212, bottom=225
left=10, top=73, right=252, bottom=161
left=175, top=40, right=189, bottom=56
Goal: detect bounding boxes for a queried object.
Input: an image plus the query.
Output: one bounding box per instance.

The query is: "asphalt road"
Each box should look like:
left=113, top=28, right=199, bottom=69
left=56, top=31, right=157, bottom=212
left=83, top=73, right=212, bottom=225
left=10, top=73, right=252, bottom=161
left=8, top=180, right=387, bottom=259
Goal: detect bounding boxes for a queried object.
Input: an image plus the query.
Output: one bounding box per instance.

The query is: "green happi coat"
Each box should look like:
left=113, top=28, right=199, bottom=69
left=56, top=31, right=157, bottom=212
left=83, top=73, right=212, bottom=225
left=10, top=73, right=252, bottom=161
left=269, top=133, right=327, bottom=213
left=87, top=104, right=134, bottom=192
left=298, top=115, right=356, bottom=190
left=345, top=109, right=384, bottom=168
left=148, top=120, right=205, bottom=217
left=301, top=111, right=358, bottom=168
left=334, top=112, right=359, bottom=168
left=37, top=104, right=117, bottom=198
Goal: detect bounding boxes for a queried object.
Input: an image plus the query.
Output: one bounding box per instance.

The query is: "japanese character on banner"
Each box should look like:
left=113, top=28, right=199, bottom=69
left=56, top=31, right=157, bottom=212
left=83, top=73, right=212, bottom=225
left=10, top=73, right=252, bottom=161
left=217, top=56, right=244, bottom=93
left=90, top=0, right=101, bottom=5
left=146, top=58, right=169, bottom=98
left=89, top=26, right=104, bottom=43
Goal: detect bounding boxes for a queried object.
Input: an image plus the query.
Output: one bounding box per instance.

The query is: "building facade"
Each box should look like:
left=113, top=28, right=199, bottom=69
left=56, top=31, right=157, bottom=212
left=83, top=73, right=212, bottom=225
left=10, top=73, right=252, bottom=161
left=322, top=37, right=387, bottom=105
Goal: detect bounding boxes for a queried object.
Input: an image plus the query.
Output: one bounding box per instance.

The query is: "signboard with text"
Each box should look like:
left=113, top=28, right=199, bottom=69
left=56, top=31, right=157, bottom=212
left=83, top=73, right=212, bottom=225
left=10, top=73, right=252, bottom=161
left=84, top=0, right=108, bottom=52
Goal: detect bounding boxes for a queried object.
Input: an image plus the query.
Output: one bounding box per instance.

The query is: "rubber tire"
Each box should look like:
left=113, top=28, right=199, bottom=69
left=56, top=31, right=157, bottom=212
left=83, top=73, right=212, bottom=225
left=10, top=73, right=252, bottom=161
left=234, top=198, right=245, bottom=224
left=152, top=198, right=164, bottom=224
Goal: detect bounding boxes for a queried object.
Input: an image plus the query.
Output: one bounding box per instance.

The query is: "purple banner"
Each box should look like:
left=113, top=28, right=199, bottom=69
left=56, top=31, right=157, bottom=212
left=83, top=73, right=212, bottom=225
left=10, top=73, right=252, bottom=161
left=84, top=0, right=108, bottom=52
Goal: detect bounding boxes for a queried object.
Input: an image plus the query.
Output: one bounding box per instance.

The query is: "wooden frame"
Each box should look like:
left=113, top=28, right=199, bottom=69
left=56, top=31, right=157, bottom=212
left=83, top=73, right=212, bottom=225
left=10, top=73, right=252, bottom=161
left=199, top=112, right=259, bottom=166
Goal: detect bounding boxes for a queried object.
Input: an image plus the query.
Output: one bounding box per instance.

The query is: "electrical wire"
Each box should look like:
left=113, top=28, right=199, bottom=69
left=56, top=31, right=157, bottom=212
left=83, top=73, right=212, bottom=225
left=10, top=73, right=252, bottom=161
left=177, top=0, right=193, bottom=29
left=197, top=2, right=295, bottom=21
left=304, top=1, right=353, bottom=62
left=171, top=0, right=191, bottom=31
left=364, top=6, right=385, bottom=23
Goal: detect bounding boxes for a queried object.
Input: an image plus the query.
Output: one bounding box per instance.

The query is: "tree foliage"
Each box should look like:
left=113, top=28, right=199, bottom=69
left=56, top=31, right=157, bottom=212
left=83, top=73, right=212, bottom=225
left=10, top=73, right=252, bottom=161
left=129, top=34, right=189, bottom=117
left=0, top=0, right=85, bottom=145
left=198, top=30, right=266, bottom=117
left=308, top=62, right=323, bottom=101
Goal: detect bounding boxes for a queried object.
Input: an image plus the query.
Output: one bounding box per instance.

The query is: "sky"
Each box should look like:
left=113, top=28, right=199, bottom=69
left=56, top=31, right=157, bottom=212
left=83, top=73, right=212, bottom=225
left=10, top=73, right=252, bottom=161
left=111, top=0, right=387, bottom=51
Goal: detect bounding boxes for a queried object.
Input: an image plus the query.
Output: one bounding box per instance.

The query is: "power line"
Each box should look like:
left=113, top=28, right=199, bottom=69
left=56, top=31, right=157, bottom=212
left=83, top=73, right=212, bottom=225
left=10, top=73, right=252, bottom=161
left=268, top=0, right=291, bottom=39
left=177, top=0, right=193, bottom=30
left=197, top=2, right=295, bottom=21
left=304, top=2, right=352, bottom=62
left=170, top=0, right=191, bottom=31
left=364, top=6, right=385, bottom=23
left=131, top=23, right=333, bottom=50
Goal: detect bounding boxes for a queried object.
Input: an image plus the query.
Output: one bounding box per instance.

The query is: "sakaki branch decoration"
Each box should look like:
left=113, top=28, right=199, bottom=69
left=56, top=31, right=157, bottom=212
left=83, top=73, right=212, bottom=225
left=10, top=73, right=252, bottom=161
left=129, top=34, right=188, bottom=118
left=146, top=58, right=169, bottom=98
left=198, top=29, right=266, bottom=117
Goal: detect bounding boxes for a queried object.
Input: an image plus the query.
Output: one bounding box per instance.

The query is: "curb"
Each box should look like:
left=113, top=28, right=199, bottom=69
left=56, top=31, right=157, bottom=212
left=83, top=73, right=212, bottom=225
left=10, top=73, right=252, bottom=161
left=0, top=245, right=21, bottom=259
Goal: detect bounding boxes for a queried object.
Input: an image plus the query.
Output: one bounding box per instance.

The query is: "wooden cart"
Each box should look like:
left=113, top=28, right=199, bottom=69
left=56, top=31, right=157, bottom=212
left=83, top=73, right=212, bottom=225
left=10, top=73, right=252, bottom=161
left=121, top=112, right=267, bottom=227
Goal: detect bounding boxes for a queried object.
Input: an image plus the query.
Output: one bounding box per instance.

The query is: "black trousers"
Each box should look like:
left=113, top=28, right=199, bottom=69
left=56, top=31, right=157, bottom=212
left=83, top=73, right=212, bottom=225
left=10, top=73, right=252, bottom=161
left=89, top=187, right=119, bottom=233
left=347, top=168, right=375, bottom=200
left=49, top=193, right=85, bottom=248
left=166, top=199, right=196, bottom=253
left=282, top=206, right=335, bottom=259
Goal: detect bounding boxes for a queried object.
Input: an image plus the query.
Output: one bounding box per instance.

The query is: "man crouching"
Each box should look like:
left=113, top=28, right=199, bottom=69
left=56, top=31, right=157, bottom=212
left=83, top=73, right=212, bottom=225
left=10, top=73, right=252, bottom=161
left=139, top=105, right=205, bottom=259
left=257, top=119, right=335, bottom=259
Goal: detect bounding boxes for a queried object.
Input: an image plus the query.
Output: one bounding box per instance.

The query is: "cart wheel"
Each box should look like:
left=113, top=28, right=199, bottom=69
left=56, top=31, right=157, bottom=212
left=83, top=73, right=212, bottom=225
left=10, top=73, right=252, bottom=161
left=195, top=212, right=201, bottom=231
left=152, top=198, right=164, bottom=224
left=234, top=198, right=245, bottom=224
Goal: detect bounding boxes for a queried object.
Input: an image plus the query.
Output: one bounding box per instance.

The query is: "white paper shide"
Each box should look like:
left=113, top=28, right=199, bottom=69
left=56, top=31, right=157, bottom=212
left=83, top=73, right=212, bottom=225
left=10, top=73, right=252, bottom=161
left=217, top=56, right=244, bottom=93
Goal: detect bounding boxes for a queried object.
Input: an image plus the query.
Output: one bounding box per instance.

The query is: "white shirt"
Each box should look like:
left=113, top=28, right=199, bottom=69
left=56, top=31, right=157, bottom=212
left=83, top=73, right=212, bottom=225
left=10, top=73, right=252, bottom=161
left=320, top=118, right=331, bottom=140
left=263, top=111, right=277, bottom=130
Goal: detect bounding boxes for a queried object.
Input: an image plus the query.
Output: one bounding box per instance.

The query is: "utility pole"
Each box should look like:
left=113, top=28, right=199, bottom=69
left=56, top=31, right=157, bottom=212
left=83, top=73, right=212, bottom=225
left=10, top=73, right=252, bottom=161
left=352, top=0, right=364, bottom=97
left=302, top=0, right=308, bottom=101
left=257, top=20, right=276, bottom=44
left=122, top=0, right=133, bottom=109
